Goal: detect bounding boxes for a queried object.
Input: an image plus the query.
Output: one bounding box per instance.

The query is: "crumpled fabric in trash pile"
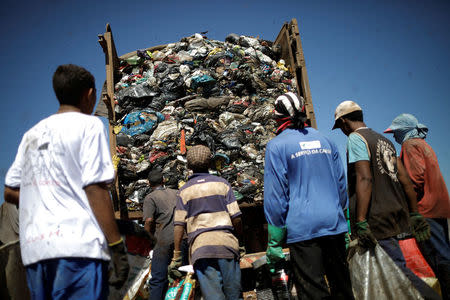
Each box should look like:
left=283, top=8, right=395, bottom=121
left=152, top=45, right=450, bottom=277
left=112, top=33, right=298, bottom=212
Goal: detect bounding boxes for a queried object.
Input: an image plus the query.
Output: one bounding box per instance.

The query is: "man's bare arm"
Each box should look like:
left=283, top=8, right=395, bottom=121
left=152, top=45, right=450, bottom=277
left=174, top=224, right=184, bottom=252
left=231, top=216, right=244, bottom=242
left=84, top=182, right=121, bottom=244
left=4, top=186, right=19, bottom=206
left=144, top=218, right=155, bottom=235
left=355, top=161, right=373, bottom=222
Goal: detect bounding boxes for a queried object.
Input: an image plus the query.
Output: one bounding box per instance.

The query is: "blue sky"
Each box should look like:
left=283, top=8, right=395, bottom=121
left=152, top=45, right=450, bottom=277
left=1, top=0, right=449, bottom=204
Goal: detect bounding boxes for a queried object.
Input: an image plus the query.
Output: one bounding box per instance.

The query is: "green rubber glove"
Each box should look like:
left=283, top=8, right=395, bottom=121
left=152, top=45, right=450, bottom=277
left=168, top=251, right=183, bottom=284
left=410, top=212, right=431, bottom=243
left=344, top=232, right=351, bottom=250
left=266, top=224, right=286, bottom=273
left=355, top=220, right=377, bottom=249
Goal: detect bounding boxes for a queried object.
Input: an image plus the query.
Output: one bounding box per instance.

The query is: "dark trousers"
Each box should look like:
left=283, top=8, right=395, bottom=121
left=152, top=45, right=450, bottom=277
left=288, top=233, right=354, bottom=300
left=418, top=218, right=450, bottom=300
left=149, top=240, right=188, bottom=300
left=378, top=238, right=441, bottom=300
left=149, top=243, right=173, bottom=300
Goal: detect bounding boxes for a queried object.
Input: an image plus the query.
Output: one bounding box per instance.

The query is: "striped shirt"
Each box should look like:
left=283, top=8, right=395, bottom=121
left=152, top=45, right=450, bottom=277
left=174, top=173, right=242, bottom=265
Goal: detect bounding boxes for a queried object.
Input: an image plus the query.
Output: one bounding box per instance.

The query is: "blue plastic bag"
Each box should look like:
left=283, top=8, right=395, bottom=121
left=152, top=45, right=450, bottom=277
left=190, top=74, right=216, bottom=90
left=121, top=109, right=165, bottom=136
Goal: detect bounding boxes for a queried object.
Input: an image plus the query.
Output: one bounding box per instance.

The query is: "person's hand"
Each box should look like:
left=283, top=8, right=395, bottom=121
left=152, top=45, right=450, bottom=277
left=410, top=212, right=431, bottom=242
left=239, top=246, right=246, bottom=260
left=109, top=238, right=130, bottom=289
left=266, top=224, right=286, bottom=273
left=344, top=232, right=351, bottom=250
left=355, top=220, right=377, bottom=249
left=168, top=250, right=183, bottom=283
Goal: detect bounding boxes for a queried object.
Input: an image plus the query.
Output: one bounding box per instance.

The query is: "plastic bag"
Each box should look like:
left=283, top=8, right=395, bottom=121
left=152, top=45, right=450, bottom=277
left=184, top=96, right=231, bottom=112
left=164, top=273, right=196, bottom=300
left=125, top=55, right=142, bottom=66
left=219, top=130, right=243, bottom=150
left=150, top=120, right=179, bottom=141
left=399, top=238, right=441, bottom=295
left=239, top=36, right=260, bottom=49
left=190, top=74, right=216, bottom=91
left=348, top=242, right=423, bottom=300
left=121, top=110, right=165, bottom=136
left=245, top=103, right=275, bottom=123
left=108, top=247, right=151, bottom=300
left=256, top=50, right=273, bottom=65
left=225, top=33, right=240, bottom=44
left=399, top=238, right=435, bottom=278
left=116, top=84, right=157, bottom=103
left=179, top=65, right=190, bottom=77
left=218, top=112, right=247, bottom=128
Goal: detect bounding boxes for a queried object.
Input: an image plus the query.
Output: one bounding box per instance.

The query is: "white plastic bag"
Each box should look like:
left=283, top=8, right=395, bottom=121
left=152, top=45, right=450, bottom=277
left=348, top=242, right=423, bottom=300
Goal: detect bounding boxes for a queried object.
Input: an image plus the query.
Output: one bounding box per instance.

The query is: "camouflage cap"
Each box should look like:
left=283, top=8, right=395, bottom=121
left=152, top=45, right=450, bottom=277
left=186, top=145, right=211, bottom=170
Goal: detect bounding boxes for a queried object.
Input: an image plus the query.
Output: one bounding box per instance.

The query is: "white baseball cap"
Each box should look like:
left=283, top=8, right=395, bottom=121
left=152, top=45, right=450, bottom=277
left=332, top=100, right=362, bottom=129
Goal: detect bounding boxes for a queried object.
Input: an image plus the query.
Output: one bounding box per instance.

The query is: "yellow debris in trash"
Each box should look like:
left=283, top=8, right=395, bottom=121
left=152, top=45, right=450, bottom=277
left=112, top=155, right=120, bottom=170
left=114, top=125, right=123, bottom=134
left=208, top=47, right=223, bottom=56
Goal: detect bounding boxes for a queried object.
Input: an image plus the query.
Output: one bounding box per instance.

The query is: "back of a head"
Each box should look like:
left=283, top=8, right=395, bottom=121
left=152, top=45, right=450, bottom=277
left=391, top=113, right=419, bottom=128
left=186, top=145, right=211, bottom=172
left=53, top=64, right=95, bottom=106
left=274, top=92, right=307, bottom=130
left=332, top=100, right=363, bottom=129
left=342, top=110, right=363, bottom=122
left=148, top=169, right=163, bottom=186
left=384, top=113, right=428, bottom=143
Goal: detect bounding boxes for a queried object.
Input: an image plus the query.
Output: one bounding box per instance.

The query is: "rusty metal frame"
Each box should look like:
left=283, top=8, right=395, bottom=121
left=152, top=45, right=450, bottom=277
left=98, top=24, right=129, bottom=220
left=274, top=18, right=317, bottom=128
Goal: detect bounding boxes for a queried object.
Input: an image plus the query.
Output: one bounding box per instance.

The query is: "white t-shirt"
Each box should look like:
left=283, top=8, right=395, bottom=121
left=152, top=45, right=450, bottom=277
left=5, top=112, right=115, bottom=266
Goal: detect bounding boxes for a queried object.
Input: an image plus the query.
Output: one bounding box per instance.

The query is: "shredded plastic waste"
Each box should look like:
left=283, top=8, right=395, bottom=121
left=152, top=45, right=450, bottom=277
left=112, top=32, right=298, bottom=212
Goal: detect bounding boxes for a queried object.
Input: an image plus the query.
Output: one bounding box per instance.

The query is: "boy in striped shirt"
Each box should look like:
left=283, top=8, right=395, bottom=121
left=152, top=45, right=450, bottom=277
left=169, top=145, right=244, bottom=299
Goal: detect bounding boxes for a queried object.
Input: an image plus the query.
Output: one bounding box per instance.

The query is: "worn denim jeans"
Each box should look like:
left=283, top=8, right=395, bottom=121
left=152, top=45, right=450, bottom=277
left=194, top=258, right=241, bottom=300
left=149, top=243, right=173, bottom=300
left=149, top=240, right=188, bottom=300
left=26, top=258, right=108, bottom=300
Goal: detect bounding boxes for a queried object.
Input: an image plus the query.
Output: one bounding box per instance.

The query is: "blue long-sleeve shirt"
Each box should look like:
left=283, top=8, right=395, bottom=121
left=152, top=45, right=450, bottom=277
left=264, top=127, right=348, bottom=243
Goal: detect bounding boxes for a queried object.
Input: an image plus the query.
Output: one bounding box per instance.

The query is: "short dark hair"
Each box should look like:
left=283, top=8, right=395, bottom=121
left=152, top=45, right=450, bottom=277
left=342, top=110, right=363, bottom=122
left=148, top=169, right=163, bottom=186
left=52, top=64, right=95, bottom=106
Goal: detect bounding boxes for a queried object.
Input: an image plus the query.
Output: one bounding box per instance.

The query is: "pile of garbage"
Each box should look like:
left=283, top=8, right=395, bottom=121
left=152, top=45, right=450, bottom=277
left=112, top=32, right=298, bottom=212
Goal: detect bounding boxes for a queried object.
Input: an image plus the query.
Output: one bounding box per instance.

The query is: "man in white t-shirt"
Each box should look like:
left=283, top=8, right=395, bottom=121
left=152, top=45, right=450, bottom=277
left=4, top=64, right=129, bottom=300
